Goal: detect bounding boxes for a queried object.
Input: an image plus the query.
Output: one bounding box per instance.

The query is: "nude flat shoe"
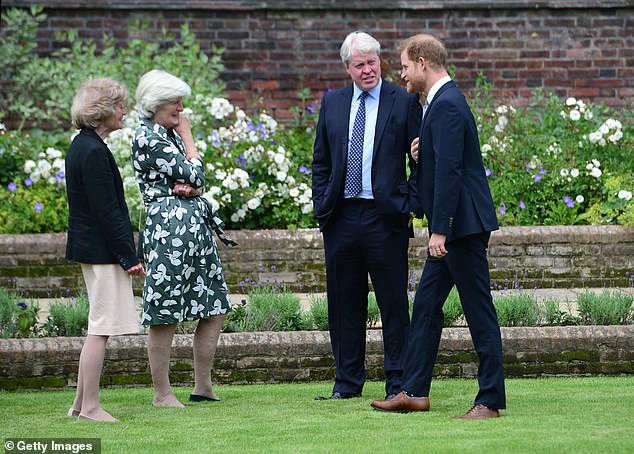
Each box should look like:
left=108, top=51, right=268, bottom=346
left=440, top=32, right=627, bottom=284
left=67, top=407, right=80, bottom=417
left=78, top=413, right=118, bottom=423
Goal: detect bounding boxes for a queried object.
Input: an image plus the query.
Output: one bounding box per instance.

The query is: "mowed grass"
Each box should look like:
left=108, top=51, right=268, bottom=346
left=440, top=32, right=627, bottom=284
left=1, top=377, right=633, bottom=453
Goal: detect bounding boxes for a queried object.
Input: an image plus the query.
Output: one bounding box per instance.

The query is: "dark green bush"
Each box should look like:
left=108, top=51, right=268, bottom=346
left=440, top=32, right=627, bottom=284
left=0, top=288, right=40, bottom=338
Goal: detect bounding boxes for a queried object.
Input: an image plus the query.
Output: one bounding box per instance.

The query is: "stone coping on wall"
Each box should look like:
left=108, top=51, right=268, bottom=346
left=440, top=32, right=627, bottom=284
left=1, top=325, right=632, bottom=390
left=3, top=0, right=631, bottom=10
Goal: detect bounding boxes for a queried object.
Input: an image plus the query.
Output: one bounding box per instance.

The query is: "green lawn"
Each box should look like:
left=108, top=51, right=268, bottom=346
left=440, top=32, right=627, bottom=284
left=2, top=377, right=633, bottom=453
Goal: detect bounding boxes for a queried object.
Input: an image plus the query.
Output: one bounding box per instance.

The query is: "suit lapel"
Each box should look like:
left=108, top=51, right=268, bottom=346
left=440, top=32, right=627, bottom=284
left=338, top=86, right=354, bottom=164
left=373, top=81, right=394, bottom=156
left=419, top=80, right=456, bottom=137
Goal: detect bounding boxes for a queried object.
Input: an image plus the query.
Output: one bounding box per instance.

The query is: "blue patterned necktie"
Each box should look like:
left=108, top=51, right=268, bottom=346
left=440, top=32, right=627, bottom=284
left=345, top=91, right=369, bottom=197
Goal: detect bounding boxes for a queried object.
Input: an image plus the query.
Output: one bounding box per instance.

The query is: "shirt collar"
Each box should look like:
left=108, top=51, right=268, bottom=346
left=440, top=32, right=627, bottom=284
left=426, top=75, right=452, bottom=104
left=353, top=78, right=382, bottom=101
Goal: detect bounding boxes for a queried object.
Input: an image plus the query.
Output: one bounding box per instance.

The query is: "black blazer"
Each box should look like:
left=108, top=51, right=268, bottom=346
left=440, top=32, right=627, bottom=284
left=65, top=128, right=139, bottom=270
left=312, top=80, right=421, bottom=231
left=409, top=80, right=499, bottom=243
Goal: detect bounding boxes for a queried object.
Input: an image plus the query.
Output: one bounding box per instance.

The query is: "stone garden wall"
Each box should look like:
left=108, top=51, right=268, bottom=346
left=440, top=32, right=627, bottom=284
left=1, top=326, right=632, bottom=390
left=1, top=0, right=632, bottom=123
left=0, top=226, right=632, bottom=297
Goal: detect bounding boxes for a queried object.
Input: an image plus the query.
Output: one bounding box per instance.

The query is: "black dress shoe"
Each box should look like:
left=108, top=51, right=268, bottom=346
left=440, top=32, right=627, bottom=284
left=314, top=391, right=362, bottom=400
left=189, top=394, right=222, bottom=402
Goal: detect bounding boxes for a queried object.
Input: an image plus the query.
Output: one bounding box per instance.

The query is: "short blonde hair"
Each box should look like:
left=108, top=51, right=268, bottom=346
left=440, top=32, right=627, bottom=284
left=71, top=78, right=128, bottom=129
left=340, top=31, right=381, bottom=66
left=135, top=69, right=191, bottom=119
left=398, top=34, right=447, bottom=70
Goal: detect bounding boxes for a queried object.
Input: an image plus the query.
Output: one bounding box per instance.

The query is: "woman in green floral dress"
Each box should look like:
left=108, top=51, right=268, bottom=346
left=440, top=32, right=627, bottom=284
left=132, top=70, right=233, bottom=408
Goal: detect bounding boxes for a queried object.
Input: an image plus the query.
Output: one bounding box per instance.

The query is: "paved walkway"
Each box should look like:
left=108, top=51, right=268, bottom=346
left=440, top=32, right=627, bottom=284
left=33, top=287, right=633, bottom=324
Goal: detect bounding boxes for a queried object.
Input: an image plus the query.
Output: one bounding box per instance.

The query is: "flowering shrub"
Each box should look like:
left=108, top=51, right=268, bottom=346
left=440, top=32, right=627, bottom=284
left=0, top=8, right=631, bottom=232
left=105, top=100, right=316, bottom=230
left=1, top=88, right=632, bottom=233
left=473, top=78, right=633, bottom=226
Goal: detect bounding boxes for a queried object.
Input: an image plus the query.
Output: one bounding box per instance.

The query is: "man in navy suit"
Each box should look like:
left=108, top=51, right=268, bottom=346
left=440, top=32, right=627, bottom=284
left=312, top=31, right=421, bottom=400
left=371, top=34, right=506, bottom=419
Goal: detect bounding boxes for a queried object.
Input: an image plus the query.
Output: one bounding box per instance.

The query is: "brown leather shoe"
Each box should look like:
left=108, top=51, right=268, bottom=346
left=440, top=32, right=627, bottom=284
left=370, top=391, right=430, bottom=413
left=452, top=404, right=500, bottom=420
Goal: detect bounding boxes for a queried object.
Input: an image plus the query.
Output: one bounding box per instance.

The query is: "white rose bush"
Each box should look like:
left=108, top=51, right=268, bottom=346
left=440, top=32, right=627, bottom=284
left=105, top=97, right=317, bottom=230
left=0, top=75, right=632, bottom=232
left=473, top=77, right=633, bottom=226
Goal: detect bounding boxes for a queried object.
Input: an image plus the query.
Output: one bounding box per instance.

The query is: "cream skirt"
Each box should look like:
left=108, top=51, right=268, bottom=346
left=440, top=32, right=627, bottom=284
left=81, top=264, right=141, bottom=336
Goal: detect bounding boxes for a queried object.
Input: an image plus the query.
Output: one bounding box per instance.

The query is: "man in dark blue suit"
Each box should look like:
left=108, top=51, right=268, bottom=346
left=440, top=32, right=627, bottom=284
left=312, top=31, right=421, bottom=400
left=371, top=34, right=506, bottom=419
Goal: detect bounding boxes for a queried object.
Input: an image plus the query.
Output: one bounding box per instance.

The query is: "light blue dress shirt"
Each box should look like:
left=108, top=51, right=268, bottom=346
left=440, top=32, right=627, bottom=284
left=344, top=79, right=382, bottom=199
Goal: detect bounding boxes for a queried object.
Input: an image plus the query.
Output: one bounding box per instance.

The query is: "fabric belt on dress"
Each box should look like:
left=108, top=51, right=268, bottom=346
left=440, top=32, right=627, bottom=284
left=144, top=195, right=237, bottom=247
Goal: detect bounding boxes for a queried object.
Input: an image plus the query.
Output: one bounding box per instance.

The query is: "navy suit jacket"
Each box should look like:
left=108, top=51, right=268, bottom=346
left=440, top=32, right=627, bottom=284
left=65, top=128, right=139, bottom=270
left=409, top=80, right=498, bottom=242
left=312, top=80, right=421, bottom=231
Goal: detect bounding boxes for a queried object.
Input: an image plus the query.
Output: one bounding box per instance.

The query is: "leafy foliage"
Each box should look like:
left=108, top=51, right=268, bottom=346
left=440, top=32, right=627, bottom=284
left=0, top=8, right=631, bottom=233
left=0, top=288, right=40, bottom=338
left=46, top=294, right=90, bottom=337
left=577, top=289, right=633, bottom=325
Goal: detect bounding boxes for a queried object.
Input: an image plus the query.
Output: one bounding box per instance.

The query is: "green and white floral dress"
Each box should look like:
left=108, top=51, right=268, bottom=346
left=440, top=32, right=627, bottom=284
left=132, top=118, right=232, bottom=326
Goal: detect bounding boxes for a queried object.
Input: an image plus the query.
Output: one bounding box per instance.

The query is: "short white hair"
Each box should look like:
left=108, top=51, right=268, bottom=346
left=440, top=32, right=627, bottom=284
left=340, top=31, right=381, bottom=66
left=135, top=69, right=191, bottom=119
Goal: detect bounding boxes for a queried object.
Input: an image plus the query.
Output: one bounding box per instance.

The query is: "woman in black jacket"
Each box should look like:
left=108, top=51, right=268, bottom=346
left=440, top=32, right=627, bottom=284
left=65, top=78, right=145, bottom=422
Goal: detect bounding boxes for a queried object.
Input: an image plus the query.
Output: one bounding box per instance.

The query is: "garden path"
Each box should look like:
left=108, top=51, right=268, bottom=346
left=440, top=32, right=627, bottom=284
left=32, top=287, right=634, bottom=324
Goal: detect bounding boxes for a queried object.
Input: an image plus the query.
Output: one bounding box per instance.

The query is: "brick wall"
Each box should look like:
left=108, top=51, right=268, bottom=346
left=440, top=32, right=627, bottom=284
left=1, top=326, right=632, bottom=390
left=2, top=0, right=632, bottom=121
left=0, top=226, right=632, bottom=297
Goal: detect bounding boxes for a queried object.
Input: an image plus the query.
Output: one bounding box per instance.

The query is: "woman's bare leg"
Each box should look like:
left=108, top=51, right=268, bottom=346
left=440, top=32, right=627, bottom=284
left=191, top=314, right=226, bottom=399
left=74, top=335, right=117, bottom=422
left=147, top=323, right=184, bottom=407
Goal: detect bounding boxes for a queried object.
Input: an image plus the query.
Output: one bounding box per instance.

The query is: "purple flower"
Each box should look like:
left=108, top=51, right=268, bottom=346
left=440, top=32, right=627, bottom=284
left=539, top=168, right=547, bottom=175
left=533, top=174, right=542, bottom=182
left=306, top=104, right=317, bottom=115
left=563, top=196, right=575, bottom=208
left=499, top=202, right=506, bottom=216
left=271, top=265, right=277, bottom=271
left=519, top=200, right=526, bottom=210
left=34, top=202, right=43, bottom=212
left=17, top=301, right=26, bottom=308
left=24, top=178, right=33, bottom=187
left=299, top=165, right=311, bottom=175
left=8, top=182, right=17, bottom=191
left=485, top=168, right=494, bottom=178
left=56, top=170, right=65, bottom=180
left=525, top=165, right=534, bottom=172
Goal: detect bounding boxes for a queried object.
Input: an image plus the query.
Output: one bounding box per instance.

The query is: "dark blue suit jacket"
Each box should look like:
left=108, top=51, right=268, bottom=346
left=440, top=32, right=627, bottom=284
left=409, top=81, right=498, bottom=242
left=312, top=80, right=421, bottom=231
left=65, top=128, right=139, bottom=270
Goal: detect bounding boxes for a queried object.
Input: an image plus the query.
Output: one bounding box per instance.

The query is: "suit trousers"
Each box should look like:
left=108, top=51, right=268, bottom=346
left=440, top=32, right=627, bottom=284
left=322, top=198, right=410, bottom=395
left=402, top=232, right=506, bottom=409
